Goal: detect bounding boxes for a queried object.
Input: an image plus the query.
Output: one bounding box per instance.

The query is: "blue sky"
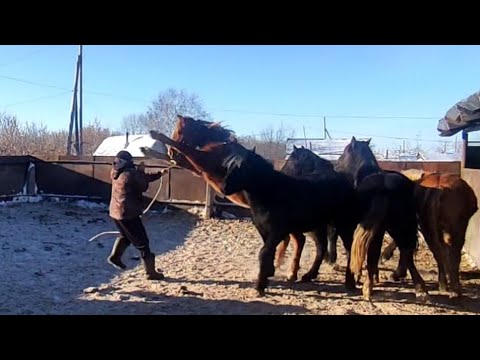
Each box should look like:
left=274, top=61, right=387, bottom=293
left=1, top=45, right=480, bottom=151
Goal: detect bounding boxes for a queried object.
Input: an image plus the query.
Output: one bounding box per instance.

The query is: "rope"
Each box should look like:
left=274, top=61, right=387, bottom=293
left=87, top=160, right=177, bottom=242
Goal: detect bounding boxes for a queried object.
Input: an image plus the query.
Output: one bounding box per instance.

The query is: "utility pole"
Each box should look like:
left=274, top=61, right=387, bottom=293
left=67, top=45, right=83, bottom=156
left=303, top=126, right=307, bottom=147
left=324, top=117, right=332, bottom=139
left=79, top=45, right=83, bottom=155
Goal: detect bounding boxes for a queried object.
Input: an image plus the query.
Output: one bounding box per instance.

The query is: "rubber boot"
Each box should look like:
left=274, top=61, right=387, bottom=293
left=107, top=237, right=129, bottom=270
left=141, top=252, right=165, bottom=280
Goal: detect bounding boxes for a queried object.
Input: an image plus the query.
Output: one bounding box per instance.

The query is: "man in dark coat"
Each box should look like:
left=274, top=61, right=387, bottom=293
left=108, top=150, right=166, bottom=280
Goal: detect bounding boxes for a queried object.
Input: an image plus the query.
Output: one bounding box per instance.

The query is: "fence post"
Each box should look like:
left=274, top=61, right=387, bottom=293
left=204, top=183, right=215, bottom=219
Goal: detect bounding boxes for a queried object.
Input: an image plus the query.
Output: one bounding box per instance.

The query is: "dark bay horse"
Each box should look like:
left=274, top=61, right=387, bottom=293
left=382, top=169, right=478, bottom=298
left=276, top=145, right=340, bottom=280
left=151, top=115, right=337, bottom=282
left=220, top=146, right=358, bottom=296
left=335, top=137, right=429, bottom=302
left=151, top=132, right=357, bottom=296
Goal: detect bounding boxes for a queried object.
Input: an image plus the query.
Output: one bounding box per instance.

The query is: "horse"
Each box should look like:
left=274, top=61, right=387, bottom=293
left=151, top=115, right=337, bottom=282
left=335, top=137, right=429, bottom=302
left=276, top=145, right=340, bottom=278
left=151, top=132, right=357, bottom=297
left=220, top=146, right=358, bottom=296
left=381, top=169, right=478, bottom=298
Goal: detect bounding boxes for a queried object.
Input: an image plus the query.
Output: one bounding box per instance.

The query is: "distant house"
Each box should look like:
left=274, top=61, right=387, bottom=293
left=93, top=134, right=167, bottom=157
left=285, top=138, right=370, bottom=161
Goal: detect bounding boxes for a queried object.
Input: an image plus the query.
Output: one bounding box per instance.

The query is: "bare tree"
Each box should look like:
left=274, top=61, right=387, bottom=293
left=0, top=112, right=118, bottom=157
left=121, top=113, right=148, bottom=135
left=144, top=88, right=212, bottom=135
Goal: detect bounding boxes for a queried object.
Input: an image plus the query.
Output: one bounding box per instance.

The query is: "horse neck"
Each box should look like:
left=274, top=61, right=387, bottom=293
left=242, top=161, right=279, bottom=197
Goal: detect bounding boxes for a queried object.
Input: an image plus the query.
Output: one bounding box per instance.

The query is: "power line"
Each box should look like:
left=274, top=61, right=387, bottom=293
left=0, top=46, right=53, bottom=68
left=210, top=108, right=439, bottom=120
left=2, top=91, right=72, bottom=109
left=0, top=73, right=150, bottom=104
left=0, top=74, right=70, bottom=91
left=0, top=72, right=446, bottom=131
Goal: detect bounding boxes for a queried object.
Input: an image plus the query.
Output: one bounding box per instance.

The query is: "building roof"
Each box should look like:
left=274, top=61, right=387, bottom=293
left=438, top=89, right=480, bottom=137
left=93, top=134, right=167, bottom=157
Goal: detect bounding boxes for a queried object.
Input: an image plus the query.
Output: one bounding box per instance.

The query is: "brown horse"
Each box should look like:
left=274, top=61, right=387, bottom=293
left=154, top=115, right=335, bottom=282
left=381, top=169, right=478, bottom=298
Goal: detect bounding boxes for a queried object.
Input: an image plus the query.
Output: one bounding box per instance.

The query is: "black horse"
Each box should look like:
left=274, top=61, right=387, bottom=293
left=335, top=137, right=429, bottom=301
left=221, top=147, right=358, bottom=297
left=275, top=145, right=340, bottom=282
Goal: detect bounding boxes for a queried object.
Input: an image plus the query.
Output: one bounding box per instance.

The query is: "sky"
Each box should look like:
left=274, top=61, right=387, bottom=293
left=1, top=45, right=480, bottom=152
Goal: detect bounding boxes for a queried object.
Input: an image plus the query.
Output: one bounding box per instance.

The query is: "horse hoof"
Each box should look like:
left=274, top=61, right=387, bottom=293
left=345, top=282, right=357, bottom=293
left=438, top=283, right=449, bottom=292
left=300, top=274, right=314, bottom=283
left=390, top=272, right=406, bottom=282
left=256, top=289, right=265, bottom=298
left=449, top=291, right=462, bottom=300
left=286, top=274, right=297, bottom=282
left=415, top=291, right=430, bottom=304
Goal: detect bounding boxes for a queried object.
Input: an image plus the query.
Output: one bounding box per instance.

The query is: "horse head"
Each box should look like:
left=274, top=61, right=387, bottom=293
left=168, top=115, right=236, bottom=175
left=336, top=136, right=378, bottom=182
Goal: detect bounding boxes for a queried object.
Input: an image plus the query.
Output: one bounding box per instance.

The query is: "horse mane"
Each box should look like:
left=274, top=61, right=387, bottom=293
left=186, top=117, right=236, bottom=144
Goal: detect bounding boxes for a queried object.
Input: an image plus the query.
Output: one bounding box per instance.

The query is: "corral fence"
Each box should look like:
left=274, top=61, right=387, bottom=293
left=0, top=155, right=461, bottom=220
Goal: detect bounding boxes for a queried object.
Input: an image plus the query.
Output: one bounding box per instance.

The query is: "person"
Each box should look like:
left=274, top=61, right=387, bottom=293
left=107, top=150, right=166, bottom=280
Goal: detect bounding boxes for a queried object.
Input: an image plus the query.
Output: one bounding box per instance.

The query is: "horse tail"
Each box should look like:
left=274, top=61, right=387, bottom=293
left=326, top=225, right=338, bottom=265
left=350, top=194, right=389, bottom=277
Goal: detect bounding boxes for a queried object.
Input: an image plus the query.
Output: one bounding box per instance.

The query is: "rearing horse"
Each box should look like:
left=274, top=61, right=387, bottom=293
left=149, top=115, right=336, bottom=282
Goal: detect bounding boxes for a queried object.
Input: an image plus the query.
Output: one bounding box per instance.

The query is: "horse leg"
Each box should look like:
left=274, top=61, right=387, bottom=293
left=381, top=238, right=397, bottom=263
left=389, top=232, right=408, bottom=282
left=390, top=251, right=408, bottom=282
left=444, top=227, right=466, bottom=299
left=362, top=232, right=384, bottom=301
left=300, top=227, right=328, bottom=282
left=274, top=236, right=290, bottom=270
left=404, top=247, right=430, bottom=302
left=420, top=219, right=449, bottom=292
left=337, top=225, right=357, bottom=292
left=256, top=233, right=285, bottom=297
left=286, top=232, right=306, bottom=282
left=326, top=226, right=338, bottom=265
left=447, top=244, right=462, bottom=299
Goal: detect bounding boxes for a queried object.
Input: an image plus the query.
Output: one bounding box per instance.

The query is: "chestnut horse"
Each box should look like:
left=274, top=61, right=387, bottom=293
left=150, top=115, right=337, bottom=282
left=381, top=169, right=478, bottom=298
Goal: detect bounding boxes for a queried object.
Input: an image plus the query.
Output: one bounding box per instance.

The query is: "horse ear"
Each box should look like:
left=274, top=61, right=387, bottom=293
left=177, top=115, right=185, bottom=124
left=293, top=145, right=298, bottom=150
left=301, top=145, right=305, bottom=149
left=366, top=138, right=371, bottom=145
left=351, top=136, right=358, bottom=149
left=252, top=146, right=256, bottom=154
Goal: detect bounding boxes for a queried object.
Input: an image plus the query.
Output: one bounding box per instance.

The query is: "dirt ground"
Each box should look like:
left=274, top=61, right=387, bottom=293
left=1, top=200, right=480, bottom=315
